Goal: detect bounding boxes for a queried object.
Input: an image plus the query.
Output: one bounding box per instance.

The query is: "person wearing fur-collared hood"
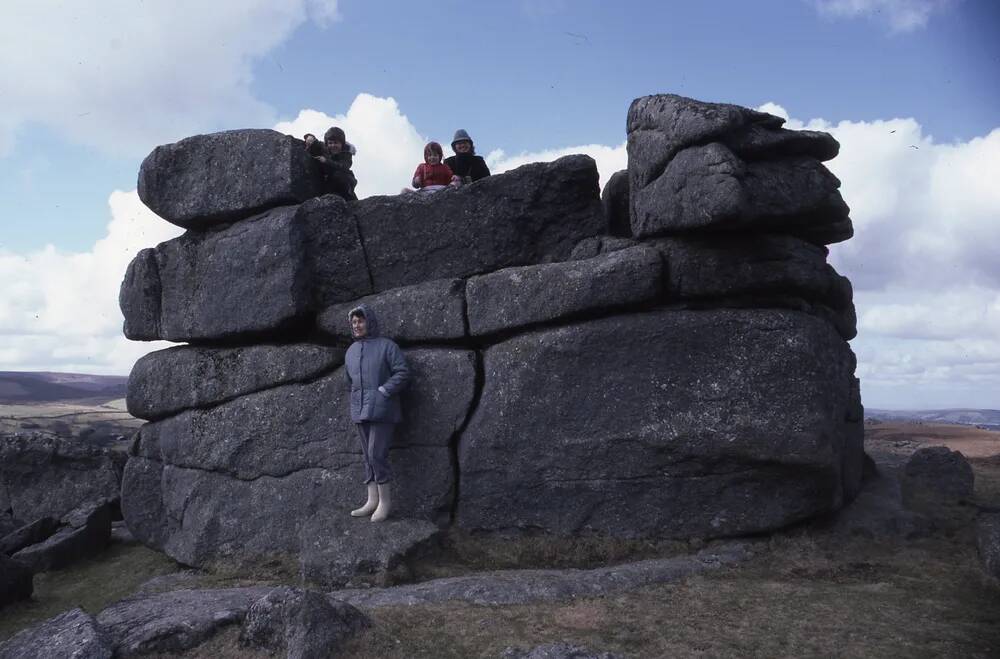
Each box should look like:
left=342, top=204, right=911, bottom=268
left=344, top=304, right=410, bottom=522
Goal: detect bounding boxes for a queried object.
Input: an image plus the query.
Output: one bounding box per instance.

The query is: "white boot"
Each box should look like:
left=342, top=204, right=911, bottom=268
left=351, top=482, right=379, bottom=517
left=371, top=483, right=391, bottom=522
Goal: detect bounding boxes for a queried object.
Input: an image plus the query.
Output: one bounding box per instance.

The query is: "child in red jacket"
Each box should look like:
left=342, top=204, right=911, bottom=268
left=410, top=142, right=459, bottom=191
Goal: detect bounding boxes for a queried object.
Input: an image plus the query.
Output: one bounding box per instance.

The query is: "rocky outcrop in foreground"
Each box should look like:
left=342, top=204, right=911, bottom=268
left=117, top=93, right=863, bottom=583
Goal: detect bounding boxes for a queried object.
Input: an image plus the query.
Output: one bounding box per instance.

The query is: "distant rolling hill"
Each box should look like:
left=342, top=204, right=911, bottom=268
left=867, top=408, right=1000, bottom=430
left=0, top=371, right=128, bottom=404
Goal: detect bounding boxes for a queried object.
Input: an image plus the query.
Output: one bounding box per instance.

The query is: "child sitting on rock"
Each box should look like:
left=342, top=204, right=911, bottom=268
left=409, top=142, right=459, bottom=193
left=305, top=127, right=358, bottom=200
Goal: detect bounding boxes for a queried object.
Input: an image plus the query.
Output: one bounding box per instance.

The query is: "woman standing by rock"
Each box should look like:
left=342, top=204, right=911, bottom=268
left=344, top=304, right=410, bottom=522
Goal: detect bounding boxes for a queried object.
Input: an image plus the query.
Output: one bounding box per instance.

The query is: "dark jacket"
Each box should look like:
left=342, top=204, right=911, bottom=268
left=312, top=142, right=358, bottom=200
left=344, top=304, right=410, bottom=423
left=444, top=153, right=490, bottom=183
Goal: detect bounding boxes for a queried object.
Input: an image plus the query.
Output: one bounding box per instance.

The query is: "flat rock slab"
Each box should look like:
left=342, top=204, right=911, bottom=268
left=0, top=608, right=112, bottom=659
left=318, top=279, right=467, bottom=343
left=466, top=245, right=662, bottom=336
left=355, top=155, right=605, bottom=292
left=137, top=129, right=323, bottom=229
left=13, top=501, right=112, bottom=572
left=300, top=516, right=441, bottom=588
left=0, top=433, right=123, bottom=522
left=651, top=234, right=856, bottom=339
left=0, top=516, right=59, bottom=556
left=127, top=343, right=346, bottom=421
left=458, top=309, right=861, bottom=539
left=96, top=586, right=272, bottom=657
left=335, top=542, right=751, bottom=608
left=123, top=349, right=472, bottom=566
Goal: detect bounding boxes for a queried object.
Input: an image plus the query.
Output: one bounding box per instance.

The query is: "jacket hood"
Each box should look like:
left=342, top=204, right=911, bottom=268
left=348, top=303, right=380, bottom=339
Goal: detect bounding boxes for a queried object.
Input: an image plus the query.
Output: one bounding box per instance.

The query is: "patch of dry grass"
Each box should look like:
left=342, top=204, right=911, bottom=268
left=0, top=543, right=178, bottom=642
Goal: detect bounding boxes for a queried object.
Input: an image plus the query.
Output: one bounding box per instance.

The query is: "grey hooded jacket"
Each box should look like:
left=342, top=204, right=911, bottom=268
left=344, top=304, right=410, bottom=423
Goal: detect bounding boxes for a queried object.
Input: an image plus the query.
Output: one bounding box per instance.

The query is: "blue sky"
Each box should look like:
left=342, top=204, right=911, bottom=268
left=1, top=0, right=998, bottom=409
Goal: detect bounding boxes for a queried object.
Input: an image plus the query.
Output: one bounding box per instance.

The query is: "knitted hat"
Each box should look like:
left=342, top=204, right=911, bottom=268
left=324, top=126, right=346, bottom=143
left=424, top=141, right=444, bottom=162
left=451, top=129, right=473, bottom=149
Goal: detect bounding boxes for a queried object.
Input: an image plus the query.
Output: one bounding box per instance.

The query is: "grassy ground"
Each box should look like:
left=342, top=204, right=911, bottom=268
left=0, top=542, right=178, bottom=642
left=4, top=423, right=1000, bottom=657
left=0, top=399, right=141, bottom=445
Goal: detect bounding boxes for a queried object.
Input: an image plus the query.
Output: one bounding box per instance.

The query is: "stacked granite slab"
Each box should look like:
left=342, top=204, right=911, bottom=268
left=119, top=97, right=863, bottom=581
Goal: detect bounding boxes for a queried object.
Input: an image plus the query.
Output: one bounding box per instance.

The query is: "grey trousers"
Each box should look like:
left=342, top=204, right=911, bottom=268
left=355, top=422, right=394, bottom=484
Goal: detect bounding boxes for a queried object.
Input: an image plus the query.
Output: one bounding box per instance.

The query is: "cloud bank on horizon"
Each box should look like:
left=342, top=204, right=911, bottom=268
left=1, top=91, right=997, bottom=409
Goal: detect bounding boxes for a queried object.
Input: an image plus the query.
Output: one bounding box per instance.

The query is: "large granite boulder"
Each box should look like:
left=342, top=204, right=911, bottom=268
left=137, top=129, right=323, bottom=229
left=0, top=608, right=112, bottom=659
left=296, top=194, right=373, bottom=307
left=123, top=349, right=475, bottom=567
left=240, top=587, right=370, bottom=658
left=298, top=516, right=441, bottom=588
left=458, top=309, right=861, bottom=539
left=127, top=343, right=346, bottom=420
left=355, top=156, right=606, bottom=291
left=125, top=205, right=310, bottom=342
left=318, top=279, right=467, bottom=343
left=627, top=94, right=850, bottom=244
left=650, top=234, right=856, bottom=339
left=0, top=434, right=124, bottom=522
left=119, top=248, right=161, bottom=341
left=466, top=245, right=662, bottom=336
left=901, top=446, right=975, bottom=513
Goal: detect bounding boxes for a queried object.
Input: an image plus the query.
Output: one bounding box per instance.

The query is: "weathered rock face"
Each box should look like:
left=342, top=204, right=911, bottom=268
left=0, top=434, right=124, bottom=522
left=976, top=513, right=1000, bottom=581
left=123, top=349, right=474, bottom=566
left=318, top=279, right=467, bottom=343
left=12, top=500, right=113, bottom=572
left=96, top=587, right=272, bottom=656
left=0, top=608, right=112, bottom=658
left=0, top=516, right=60, bottom=556
left=901, top=446, right=974, bottom=512
left=354, top=155, right=606, bottom=291
left=627, top=94, right=850, bottom=244
left=239, top=587, right=371, bottom=658
left=152, top=206, right=311, bottom=342
left=127, top=343, right=346, bottom=421
left=457, top=310, right=859, bottom=538
left=299, top=516, right=441, bottom=588
left=466, top=245, right=662, bottom=337
left=137, top=129, right=324, bottom=229
left=119, top=93, right=862, bottom=577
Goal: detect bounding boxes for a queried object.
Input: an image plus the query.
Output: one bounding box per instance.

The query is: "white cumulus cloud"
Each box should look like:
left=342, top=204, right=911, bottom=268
left=761, top=101, right=1000, bottom=407
left=813, top=0, right=958, bottom=33
left=0, top=191, right=181, bottom=374
left=0, top=0, right=340, bottom=158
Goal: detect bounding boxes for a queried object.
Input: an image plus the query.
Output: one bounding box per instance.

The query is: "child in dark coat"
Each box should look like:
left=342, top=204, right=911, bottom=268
left=304, top=127, right=358, bottom=200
